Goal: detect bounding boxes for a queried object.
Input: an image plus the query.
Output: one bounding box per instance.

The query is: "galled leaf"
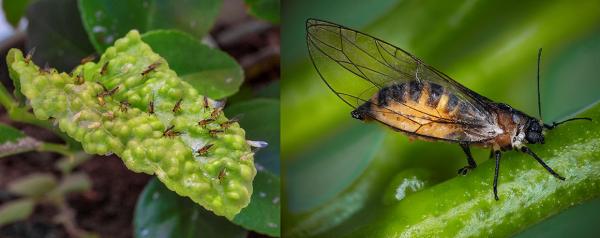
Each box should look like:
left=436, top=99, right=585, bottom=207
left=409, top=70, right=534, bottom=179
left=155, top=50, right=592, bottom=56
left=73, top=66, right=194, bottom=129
left=7, top=30, right=256, bottom=219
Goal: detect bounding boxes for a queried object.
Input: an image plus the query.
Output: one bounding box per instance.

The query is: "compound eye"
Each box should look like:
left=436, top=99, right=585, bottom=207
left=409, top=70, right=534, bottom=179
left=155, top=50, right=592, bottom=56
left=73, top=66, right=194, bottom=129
left=526, top=131, right=543, bottom=144
left=530, top=121, right=542, bottom=132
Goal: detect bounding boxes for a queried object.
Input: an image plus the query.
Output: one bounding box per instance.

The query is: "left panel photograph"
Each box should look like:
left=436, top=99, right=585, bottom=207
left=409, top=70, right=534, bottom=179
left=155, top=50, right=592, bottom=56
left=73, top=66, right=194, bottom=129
left=0, top=0, right=280, bottom=237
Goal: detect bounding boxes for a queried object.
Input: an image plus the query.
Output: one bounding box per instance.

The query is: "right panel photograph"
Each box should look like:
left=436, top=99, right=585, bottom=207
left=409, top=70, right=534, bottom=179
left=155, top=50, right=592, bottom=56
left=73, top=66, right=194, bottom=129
left=282, top=0, right=600, bottom=237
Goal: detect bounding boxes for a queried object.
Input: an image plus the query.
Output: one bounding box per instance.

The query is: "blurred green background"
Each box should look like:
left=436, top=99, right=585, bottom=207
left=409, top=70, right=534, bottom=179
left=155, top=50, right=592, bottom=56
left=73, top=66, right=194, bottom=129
left=281, top=0, right=600, bottom=237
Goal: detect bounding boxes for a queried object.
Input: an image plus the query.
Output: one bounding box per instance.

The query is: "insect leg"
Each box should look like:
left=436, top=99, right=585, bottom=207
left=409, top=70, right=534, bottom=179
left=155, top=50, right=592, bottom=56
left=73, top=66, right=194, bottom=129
left=493, top=150, right=502, bottom=201
left=521, top=146, right=565, bottom=180
left=457, top=143, right=477, bottom=175
left=489, top=149, right=494, bottom=159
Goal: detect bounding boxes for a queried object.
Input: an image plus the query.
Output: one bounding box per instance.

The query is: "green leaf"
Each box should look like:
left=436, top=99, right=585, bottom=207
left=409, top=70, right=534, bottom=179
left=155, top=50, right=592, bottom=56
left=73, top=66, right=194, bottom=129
left=286, top=123, right=385, bottom=212
left=225, top=99, right=281, bottom=235
left=256, top=80, right=280, bottom=99
left=233, top=170, right=281, bottom=236
left=245, top=0, right=280, bottom=24
left=141, top=30, right=244, bottom=100
left=0, top=123, right=40, bottom=159
left=134, top=98, right=281, bottom=236
left=134, top=178, right=247, bottom=238
left=225, top=99, right=280, bottom=174
left=0, top=199, right=35, bottom=226
left=2, top=0, right=33, bottom=27
left=7, top=30, right=256, bottom=219
left=26, top=0, right=95, bottom=71
left=0, top=123, right=25, bottom=144
left=78, top=0, right=222, bottom=52
left=54, top=173, right=92, bottom=196
left=7, top=173, right=57, bottom=198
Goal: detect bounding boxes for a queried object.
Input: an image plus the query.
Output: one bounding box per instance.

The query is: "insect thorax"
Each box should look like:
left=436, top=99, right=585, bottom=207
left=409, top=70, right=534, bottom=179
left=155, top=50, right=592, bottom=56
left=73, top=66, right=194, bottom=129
left=495, top=106, right=544, bottom=149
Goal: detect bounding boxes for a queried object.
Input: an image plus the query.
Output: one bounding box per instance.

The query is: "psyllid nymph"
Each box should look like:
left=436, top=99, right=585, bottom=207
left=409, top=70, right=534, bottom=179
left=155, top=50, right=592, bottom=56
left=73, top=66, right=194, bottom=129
left=306, top=19, right=591, bottom=200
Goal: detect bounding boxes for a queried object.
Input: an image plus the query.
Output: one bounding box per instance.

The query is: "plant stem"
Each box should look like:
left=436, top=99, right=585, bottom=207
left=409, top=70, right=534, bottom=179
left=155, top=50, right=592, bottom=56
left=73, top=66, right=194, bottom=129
left=347, top=102, right=600, bottom=237
left=37, top=143, right=73, bottom=158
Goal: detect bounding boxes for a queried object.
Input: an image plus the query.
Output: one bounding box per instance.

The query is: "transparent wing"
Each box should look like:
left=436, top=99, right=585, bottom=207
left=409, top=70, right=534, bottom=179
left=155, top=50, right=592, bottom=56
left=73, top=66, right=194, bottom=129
left=306, top=19, right=498, bottom=142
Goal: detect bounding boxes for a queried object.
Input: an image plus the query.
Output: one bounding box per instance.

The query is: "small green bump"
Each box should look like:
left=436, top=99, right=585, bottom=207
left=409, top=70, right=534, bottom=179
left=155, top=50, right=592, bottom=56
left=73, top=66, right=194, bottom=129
left=227, top=192, right=241, bottom=201
left=212, top=198, right=223, bottom=209
left=133, top=124, right=153, bottom=137
left=167, top=167, right=180, bottom=177
left=239, top=164, right=255, bottom=181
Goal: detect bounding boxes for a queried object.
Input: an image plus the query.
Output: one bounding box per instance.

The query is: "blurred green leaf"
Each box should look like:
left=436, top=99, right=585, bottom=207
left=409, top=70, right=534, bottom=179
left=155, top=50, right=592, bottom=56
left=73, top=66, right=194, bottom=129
left=2, top=0, right=33, bottom=27
left=134, top=178, right=247, bottom=238
left=141, top=30, right=244, bottom=99
left=256, top=80, right=280, bottom=99
left=245, top=0, right=280, bottom=24
left=79, top=0, right=221, bottom=52
left=287, top=123, right=385, bottom=212
left=0, top=124, right=39, bottom=159
left=53, top=173, right=91, bottom=196
left=544, top=29, right=600, bottom=121
left=0, top=123, right=25, bottom=144
left=233, top=171, right=281, bottom=236
left=26, top=0, right=95, bottom=71
left=281, top=0, right=400, bottom=64
left=55, top=152, right=91, bottom=174
left=7, top=173, right=57, bottom=198
left=225, top=98, right=280, bottom=174
left=0, top=198, right=35, bottom=226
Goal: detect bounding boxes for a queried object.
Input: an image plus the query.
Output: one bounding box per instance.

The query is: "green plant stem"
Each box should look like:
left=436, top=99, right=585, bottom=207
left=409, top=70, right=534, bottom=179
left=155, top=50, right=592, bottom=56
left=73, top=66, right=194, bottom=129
left=347, top=102, right=600, bottom=237
left=0, top=82, right=17, bottom=110
left=37, top=142, right=73, bottom=158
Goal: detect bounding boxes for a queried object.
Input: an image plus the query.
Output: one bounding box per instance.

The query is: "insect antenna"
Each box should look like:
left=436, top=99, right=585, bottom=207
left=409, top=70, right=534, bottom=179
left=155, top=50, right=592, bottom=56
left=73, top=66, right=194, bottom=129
left=544, top=117, right=592, bottom=130
left=537, top=48, right=542, bottom=120
left=537, top=48, right=592, bottom=130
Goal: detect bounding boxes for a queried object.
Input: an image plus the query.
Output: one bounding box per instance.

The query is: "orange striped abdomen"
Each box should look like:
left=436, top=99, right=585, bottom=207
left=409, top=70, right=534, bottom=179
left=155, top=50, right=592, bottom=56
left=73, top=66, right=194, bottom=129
left=351, top=81, right=481, bottom=141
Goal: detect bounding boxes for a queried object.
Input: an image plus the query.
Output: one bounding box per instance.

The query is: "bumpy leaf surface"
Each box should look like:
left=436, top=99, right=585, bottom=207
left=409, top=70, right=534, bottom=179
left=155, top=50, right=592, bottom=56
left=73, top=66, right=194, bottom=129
left=7, top=30, right=256, bottom=219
